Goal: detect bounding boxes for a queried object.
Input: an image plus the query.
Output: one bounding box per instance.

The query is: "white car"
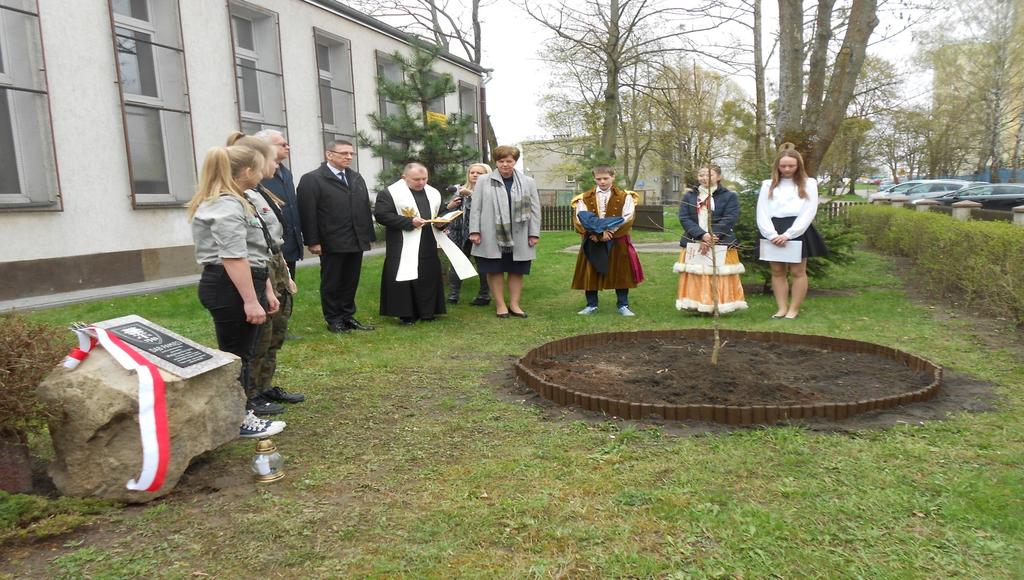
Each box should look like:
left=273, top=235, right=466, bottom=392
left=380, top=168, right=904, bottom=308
left=869, top=180, right=924, bottom=202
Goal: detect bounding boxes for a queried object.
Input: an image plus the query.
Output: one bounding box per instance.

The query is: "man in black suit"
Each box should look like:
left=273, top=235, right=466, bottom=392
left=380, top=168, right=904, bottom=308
left=297, top=140, right=376, bottom=333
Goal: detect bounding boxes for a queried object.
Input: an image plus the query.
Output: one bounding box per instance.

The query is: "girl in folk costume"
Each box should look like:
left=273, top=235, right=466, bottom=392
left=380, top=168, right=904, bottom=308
left=571, top=165, right=645, bottom=316
left=756, top=144, right=828, bottom=320
left=674, top=164, right=748, bottom=314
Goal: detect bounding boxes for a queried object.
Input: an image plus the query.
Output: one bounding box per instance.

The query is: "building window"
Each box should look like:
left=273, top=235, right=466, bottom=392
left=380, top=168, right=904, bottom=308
left=425, top=71, right=445, bottom=115
left=228, top=2, right=286, bottom=136
left=314, top=29, right=356, bottom=169
left=0, top=0, right=59, bottom=209
left=565, top=175, right=576, bottom=184
left=375, top=51, right=405, bottom=173
left=111, top=0, right=195, bottom=206
left=375, top=51, right=403, bottom=118
left=458, top=81, right=479, bottom=154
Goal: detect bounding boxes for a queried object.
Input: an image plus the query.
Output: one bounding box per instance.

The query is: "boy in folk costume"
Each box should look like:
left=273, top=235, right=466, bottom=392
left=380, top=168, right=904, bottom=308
left=571, top=166, right=645, bottom=316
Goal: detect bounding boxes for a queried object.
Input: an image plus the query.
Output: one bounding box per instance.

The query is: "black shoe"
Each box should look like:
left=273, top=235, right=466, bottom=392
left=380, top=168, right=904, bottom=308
left=247, top=395, right=285, bottom=416
left=344, top=318, right=376, bottom=331
left=447, top=292, right=459, bottom=304
left=400, top=317, right=417, bottom=325
left=262, top=386, right=306, bottom=404
left=470, top=297, right=491, bottom=306
left=327, top=321, right=351, bottom=333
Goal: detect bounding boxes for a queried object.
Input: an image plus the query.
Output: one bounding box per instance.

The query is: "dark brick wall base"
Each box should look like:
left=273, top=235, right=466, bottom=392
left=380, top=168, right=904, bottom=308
left=1, top=245, right=200, bottom=301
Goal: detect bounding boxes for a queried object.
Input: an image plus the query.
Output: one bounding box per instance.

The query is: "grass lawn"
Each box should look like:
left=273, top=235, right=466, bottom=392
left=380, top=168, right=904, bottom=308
left=3, top=220, right=1023, bottom=578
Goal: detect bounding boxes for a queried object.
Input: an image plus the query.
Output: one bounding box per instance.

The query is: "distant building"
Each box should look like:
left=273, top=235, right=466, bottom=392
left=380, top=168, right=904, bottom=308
left=1, top=0, right=486, bottom=300
left=521, top=137, right=671, bottom=206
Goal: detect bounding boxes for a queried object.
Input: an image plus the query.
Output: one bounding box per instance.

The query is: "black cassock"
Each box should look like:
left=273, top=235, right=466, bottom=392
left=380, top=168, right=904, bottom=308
left=374, top=188, right=446, bottom=320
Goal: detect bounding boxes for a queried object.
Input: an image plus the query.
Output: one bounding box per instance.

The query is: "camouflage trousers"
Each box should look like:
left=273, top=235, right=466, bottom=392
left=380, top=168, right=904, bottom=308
left=249, top=288, right=293, bottom=395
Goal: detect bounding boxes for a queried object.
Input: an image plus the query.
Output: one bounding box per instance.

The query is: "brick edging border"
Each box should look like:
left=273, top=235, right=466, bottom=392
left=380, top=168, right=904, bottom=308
left=513, top=329, right=943, bottom=425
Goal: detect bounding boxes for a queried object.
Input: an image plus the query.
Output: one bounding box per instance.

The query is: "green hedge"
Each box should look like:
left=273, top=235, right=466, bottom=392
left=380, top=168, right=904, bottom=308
left=848, top=205, right=1024, bottom=325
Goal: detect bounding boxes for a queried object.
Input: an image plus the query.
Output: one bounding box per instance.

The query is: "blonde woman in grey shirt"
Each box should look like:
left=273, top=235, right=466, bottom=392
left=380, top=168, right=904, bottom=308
left=187, top=144, right=284, bottom=439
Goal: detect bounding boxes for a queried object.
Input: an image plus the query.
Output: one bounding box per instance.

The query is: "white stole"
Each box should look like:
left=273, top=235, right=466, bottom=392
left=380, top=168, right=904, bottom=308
left=387, top=180, right=478, bottom=282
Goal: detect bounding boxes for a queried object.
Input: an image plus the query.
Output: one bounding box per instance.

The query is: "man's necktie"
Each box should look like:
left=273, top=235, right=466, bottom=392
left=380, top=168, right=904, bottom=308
left=339, top=171, right=348, bottom=187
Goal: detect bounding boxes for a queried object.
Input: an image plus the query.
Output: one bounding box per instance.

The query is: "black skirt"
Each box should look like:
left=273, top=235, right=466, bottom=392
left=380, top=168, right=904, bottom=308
left=756, top=216, right=829, bottom=259
left=476, top=251, right=532, bottom=275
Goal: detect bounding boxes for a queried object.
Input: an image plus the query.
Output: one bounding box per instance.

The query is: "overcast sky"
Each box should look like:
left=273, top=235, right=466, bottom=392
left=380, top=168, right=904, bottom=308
left=477, top=2, right=933, bottom=146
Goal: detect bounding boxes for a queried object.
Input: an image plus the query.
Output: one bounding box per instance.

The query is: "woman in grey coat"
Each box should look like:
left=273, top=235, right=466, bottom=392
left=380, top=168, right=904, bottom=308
left=468, top=145, right=541, bottom=318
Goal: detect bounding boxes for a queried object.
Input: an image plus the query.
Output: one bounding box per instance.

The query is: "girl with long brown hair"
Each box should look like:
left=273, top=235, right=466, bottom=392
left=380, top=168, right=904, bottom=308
left=755, top=144, right=828, bottom=319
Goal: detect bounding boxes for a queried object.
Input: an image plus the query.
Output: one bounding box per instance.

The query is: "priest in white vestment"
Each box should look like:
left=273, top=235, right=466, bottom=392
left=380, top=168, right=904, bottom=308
left=373, top=163, right=477, bottom=325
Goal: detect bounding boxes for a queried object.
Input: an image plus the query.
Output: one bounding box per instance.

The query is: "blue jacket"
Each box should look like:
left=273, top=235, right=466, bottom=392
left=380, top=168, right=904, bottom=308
left=260, top=164, right=303, bottom=262
left=678, top=185, right=739, bottom=246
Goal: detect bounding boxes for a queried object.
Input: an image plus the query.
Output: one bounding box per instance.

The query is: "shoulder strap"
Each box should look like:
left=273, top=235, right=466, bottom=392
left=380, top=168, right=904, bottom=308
left=244, top=197, right=280, bottom=255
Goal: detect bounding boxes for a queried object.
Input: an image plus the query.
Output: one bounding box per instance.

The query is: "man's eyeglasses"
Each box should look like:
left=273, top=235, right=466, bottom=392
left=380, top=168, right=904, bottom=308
left=328, top=150, right=354, bottom=156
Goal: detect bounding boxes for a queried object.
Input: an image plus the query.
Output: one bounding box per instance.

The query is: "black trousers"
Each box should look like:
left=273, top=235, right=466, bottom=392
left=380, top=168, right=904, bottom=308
left=198, top=265, right=268, bottom=399
left=319, top=251, right=363, bottom=324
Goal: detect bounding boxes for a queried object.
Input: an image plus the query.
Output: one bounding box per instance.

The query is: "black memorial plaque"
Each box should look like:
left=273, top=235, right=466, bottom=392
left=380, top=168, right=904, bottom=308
left=108, top=322, right=213, bottom=368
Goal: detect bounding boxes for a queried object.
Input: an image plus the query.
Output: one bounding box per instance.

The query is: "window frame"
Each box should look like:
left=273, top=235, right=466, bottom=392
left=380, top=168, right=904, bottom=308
left=457, top=80, right=480, bottom=154
left=0, top=0, right=62, bottom=211
left=313, top=28, right=357, bottom=169
left=227, top=1, right=287, bottom=137
left=109, top=0, right=197, bottom=208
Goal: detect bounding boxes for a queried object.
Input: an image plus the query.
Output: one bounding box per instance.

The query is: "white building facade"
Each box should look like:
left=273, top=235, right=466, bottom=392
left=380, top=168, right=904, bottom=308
left=0, top=0, right=485, bottom=300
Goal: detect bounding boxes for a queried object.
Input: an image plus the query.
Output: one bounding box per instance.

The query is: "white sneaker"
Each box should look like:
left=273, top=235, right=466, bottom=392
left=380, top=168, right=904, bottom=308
left=618, top=305, right=636, bottom=317
left=239, top=410, right=286, bottom=438
left=577, top=306, right=599, bottom=315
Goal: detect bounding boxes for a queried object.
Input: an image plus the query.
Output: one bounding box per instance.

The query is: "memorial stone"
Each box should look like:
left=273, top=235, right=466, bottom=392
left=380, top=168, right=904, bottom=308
left=38, top=316, right=243, bottom=503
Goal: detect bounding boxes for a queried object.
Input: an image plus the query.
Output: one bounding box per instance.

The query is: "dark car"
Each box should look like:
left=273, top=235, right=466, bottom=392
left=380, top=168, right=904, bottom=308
left=936, top=184, right=1024, bottom=211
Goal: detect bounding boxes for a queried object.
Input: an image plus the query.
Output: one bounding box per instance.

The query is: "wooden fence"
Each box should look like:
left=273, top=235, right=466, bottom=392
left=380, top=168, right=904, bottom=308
left=823, top=200, right=867, bottom=220
left=540, top=205, right=666, bottom=231
left=541, top=206, right=575, bottom=231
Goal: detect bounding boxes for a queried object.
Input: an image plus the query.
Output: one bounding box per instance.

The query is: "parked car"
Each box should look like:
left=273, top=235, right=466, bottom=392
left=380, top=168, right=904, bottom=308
left=902, top=180, right=977, bottom=203
left=869, top=179, right=924, bottom=201
left=936, top=183, right=1024, bottom=210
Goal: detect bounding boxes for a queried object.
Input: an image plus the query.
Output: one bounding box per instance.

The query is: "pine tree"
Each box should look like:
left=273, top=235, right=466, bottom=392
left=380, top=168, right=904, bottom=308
left=359, top=42, right=479, bottom=190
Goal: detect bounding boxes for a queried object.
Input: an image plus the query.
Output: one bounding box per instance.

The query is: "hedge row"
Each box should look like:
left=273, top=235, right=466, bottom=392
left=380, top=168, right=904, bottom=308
left=848, top=205, right=1024, bottom=325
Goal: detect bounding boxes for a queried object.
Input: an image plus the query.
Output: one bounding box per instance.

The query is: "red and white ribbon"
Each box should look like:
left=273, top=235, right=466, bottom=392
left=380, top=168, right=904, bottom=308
left=63, top=326, right=170, bottom=492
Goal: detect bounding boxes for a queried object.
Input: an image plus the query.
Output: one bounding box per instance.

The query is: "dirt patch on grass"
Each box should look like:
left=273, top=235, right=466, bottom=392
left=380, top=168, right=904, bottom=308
left=527, top=338, right=932, bottom=406
left=495, top=342, right=997, bottom=435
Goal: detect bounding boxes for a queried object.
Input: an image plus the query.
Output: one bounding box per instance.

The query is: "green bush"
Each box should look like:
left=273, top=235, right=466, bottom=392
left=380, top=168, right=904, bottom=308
left=848, top=205, right=1024, bottom=325
left=733, top=193, right=861, bottom=288
left=0, top=314, right=68, bottom=436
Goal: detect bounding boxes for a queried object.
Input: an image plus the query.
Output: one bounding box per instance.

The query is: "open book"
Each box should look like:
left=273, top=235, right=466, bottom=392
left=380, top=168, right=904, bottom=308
left=425, top=210, right=464, bottom=224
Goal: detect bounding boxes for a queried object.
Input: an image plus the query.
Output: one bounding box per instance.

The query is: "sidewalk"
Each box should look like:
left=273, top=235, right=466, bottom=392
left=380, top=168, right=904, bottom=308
left=1, top=248, right=386, bottom=313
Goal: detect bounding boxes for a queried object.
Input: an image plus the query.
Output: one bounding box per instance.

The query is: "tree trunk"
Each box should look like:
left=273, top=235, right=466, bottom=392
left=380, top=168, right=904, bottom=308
left=775, top=0, right=805, bottom=148
left=471, top=0, right=482, bottom=64
left=802, top=0, right=837, bottom=133
left=753, top=0, right=769, bottom=160
left=601, top=0, right=622, bottom=159
left=1011, top=112, right=1023, bottom=182
left=802, top=0, right=880, bottom=175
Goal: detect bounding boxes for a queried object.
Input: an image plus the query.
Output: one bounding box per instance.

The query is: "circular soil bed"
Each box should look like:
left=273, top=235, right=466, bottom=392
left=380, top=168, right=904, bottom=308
left=515, top=330, right=943, bottom=425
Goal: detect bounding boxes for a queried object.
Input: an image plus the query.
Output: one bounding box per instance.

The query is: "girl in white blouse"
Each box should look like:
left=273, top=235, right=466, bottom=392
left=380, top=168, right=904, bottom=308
left=756, top=144, right=829, bottom=319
